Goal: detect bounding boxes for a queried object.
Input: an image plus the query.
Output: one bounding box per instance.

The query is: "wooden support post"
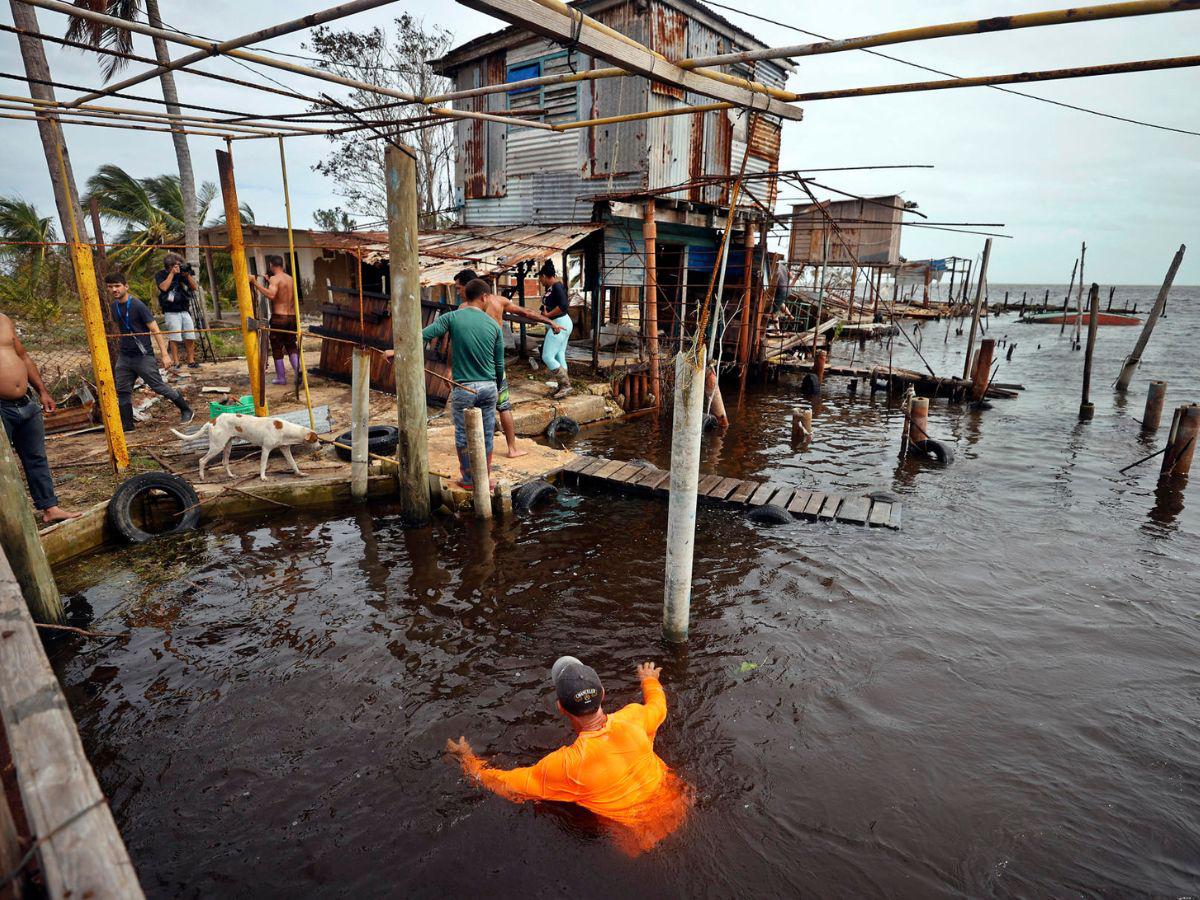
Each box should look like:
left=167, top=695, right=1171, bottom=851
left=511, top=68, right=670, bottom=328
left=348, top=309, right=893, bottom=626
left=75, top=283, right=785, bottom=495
left=0, top=431, right=63, bottom=623
left=68, top=240, right=127, bottom=470
left=350, top=347, right=370, bottom=501
left=736, top=228, right=753, bottom=372
left=908, top=396, right=929, bottom=448
left=216, top=148, right=266, bottom=416
left=1115, top=244, right=1186, bottom=391
left=1072, top=243, right=1086, bottom=348
left=0, top=546, right=144, bottom=898
left=386, top=143, right=432, bottom=525
left=643, top=201, right=661, bottom=407
left=814, top=348, right=827, bottom=385
left=464, top=407, right=492, bottom=519
left=923, top=267, right=931, bottom=308
left=962, top=238, right=992, bottom=380
left=1142, top=381, right=1167, bottom=432
left=663, top=351, right=705, bottom=643
left=1079, top=283, right=1100, bottom=419
left=1162, top=404, right=1200, bottom=477
left=1107, top=285, right=1115, bottom=311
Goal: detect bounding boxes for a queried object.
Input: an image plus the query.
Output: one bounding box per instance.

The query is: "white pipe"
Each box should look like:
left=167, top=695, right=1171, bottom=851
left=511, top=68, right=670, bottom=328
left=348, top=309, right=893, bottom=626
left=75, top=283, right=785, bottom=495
left=663, top=350, right=707, bottom=642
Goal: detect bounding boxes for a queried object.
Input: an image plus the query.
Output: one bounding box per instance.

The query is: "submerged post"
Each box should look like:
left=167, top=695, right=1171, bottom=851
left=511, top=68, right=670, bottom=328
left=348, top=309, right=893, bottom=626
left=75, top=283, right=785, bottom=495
left=385, top=143, right=432, bottom=525
left=351, top=347, right=370, bottom=501
left=908, top=396, right=929, bottom=448
left=464, top=408, right=492, bottom=519
left=814, top=348, right=827, bottom=384
left=663, top=351, right=706, bottom=643
left=962, top=238, right=992, bottom=381
left=971, top=338, right=995, bottom=402
left=0, top=431, right=63, bottom=623
left=1143, top=380, right=1168, bottom=432
left=1115, top=244, right=1186, bottom=392
left=791, top=406, right=812, bottom=444
left=643, top=200, right=661, bottom=407
left=1079, top=283, right=1100, bottom=419
left=216, top=149, right=266, bottom=416
left=1162, top=404, right=1200, bottom=477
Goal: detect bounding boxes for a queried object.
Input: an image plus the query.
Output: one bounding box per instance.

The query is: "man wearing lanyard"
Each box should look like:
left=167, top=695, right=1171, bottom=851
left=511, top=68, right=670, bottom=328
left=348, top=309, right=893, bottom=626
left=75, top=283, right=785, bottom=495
left=107, top=271, right=194, bottom=432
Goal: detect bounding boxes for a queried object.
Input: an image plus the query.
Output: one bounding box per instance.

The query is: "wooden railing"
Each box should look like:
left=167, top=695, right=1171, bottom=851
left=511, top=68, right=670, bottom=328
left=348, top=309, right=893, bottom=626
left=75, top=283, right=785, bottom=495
left=0, top=545, right=143, bottom=898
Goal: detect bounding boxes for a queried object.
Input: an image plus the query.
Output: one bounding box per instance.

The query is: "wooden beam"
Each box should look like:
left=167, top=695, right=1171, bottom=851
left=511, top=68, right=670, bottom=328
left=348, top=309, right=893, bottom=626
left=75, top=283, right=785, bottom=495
left=455, top=0, right=805, bottom=121
left=0, top=547, right=144, bottom=898
left=685, top=0, right=1200, bottom=67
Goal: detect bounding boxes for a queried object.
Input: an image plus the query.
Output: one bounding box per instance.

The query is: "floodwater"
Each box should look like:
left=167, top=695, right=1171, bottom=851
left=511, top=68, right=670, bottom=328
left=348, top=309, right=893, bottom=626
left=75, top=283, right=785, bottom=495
left=52, top=284, right=1199, bottom=897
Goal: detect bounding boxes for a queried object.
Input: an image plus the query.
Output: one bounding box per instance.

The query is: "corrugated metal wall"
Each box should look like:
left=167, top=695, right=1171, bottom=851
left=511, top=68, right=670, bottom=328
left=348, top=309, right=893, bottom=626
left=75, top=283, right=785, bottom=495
left=647, top=94, right=691, bottom=195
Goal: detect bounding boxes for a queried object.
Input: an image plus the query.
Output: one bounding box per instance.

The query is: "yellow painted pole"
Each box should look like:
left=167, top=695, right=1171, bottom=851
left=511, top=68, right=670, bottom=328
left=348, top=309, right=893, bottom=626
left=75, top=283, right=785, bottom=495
left=277, top=136, right=315, bottom=430
left=216, top=147, right=267, bottom=416
left=49, top=122, right=127, bottom=470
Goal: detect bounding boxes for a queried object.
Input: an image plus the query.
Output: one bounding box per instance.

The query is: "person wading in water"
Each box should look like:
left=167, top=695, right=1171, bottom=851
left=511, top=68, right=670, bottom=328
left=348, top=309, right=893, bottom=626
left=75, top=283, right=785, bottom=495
left=446, top=657, right=690, bottom=855
left=249, top=255, right=300, bottom=386
left=451, top=268, right=564, bottom=459
left=0, top=313, right=80, bottom=524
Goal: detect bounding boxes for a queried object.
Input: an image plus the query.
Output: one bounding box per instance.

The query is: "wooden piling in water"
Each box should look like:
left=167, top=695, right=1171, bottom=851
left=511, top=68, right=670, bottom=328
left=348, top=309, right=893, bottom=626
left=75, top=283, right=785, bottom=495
left=1142, top=380, right=1167, bottom=432
left=464, top=407, right=492, bottom=519
left=351, top=347, right=370, bottom=501
left=1115, top=244, right=1186, bottom=392
left=1079, top=283, right=1100, bottom=419
left=386, top=143, right=432, bottom=525
left=1162, top=404, right=1200, bottom=477
left=971, top=338, right=995, bottom=402
left=962, top=238, right=992, bottom=380
left=792, top=406, right=812, bottom=444
left=908, top=396, right=929, bottom=448
left=814, top=348, right=827, bottom=384
left=0, top=430, right=62, bottom=624
left=493, top=481, right=513, bottom=516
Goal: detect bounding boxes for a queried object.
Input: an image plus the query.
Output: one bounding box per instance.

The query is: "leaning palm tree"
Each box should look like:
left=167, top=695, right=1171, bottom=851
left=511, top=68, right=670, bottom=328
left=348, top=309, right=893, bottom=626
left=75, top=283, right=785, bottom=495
left=67, top=1, right=201, bottom=289
left=84, top=163, right=215, bottom=271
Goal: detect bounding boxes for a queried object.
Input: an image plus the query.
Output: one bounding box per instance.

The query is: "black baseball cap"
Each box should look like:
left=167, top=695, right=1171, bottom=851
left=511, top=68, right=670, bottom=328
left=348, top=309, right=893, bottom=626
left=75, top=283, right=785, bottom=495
left=552, top=656, right=604, bottom=715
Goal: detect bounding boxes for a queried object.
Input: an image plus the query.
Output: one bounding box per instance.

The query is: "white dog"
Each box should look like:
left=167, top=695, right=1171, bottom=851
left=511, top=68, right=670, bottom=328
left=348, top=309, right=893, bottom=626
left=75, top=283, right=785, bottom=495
left=172, top=413, right=319, bottom=480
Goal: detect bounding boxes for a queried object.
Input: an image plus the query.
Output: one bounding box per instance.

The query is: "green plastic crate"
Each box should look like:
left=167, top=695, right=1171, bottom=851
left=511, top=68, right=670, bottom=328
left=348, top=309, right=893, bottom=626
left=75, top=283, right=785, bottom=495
left=208, top=394, right=255, bottom=419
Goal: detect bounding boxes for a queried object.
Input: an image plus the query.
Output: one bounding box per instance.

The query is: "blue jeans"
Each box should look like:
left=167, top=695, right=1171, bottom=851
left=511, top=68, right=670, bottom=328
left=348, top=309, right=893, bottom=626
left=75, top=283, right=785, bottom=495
left=1, top=394, right=58, bottom=510
left=541, top=314, right=573, bottom=372
left=450, top=381, right=498, bottom=484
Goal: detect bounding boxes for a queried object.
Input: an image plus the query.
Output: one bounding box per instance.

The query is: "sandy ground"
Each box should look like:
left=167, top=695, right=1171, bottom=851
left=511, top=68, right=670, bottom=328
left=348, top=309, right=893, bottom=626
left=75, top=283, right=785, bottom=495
left=28, top=340, right=621, bottom=519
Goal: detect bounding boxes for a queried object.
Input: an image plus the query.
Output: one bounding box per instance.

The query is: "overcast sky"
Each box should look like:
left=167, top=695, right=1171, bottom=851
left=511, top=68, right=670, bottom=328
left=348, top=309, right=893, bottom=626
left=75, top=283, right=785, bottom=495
left=1, top=0, right=1197, bottom=283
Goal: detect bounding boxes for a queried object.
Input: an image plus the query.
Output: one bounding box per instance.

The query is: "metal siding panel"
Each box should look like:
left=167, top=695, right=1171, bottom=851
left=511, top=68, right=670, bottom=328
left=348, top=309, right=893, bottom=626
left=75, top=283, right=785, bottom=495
left=507, top=128, right=578, bottom=176
left=485, top=52, right=507, bottom=198
left=590, top=3, right=648, bottom=180
left=647, top=94, right=690, bottom=195
left=650, top=2, right=686, bottom=99
left=603, top=221, right=644, bottom=287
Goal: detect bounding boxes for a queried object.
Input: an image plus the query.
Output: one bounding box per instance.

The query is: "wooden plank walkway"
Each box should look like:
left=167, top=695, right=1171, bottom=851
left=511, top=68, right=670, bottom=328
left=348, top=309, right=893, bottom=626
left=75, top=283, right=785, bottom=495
left=561, top=455, right=901, bottom=529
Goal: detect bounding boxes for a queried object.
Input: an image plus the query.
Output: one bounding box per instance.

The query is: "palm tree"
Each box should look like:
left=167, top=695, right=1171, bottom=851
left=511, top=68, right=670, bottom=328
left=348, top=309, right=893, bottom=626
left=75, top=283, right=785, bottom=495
left=67, top=1, right=201, bottom=288
left=0, top=197, right=69, bottom=326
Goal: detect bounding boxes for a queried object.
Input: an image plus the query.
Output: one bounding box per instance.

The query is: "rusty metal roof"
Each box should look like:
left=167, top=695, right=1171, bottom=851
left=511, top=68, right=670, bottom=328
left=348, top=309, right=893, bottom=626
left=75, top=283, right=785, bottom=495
left=324, top=224, right=603, bottom=285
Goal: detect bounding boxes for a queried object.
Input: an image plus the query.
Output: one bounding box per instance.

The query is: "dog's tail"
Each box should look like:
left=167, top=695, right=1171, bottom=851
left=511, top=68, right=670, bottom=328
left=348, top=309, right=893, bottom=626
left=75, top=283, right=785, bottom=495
left=170, top=421, right=211, bottom=441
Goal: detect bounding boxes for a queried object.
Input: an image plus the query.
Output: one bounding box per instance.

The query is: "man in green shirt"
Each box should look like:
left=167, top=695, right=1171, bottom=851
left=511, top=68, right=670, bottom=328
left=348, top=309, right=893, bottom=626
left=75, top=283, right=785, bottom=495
left=420, top=278, right=504, bottom=489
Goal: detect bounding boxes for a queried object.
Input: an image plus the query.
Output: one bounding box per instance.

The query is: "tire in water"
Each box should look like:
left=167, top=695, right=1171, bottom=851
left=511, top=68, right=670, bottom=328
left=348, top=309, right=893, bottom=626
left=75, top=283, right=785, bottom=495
left=107, top=472, right=201, bottom=544
left=512, top=479, right=558, bottom=513
left=745, top=504, right=793, bottom=526
left=910, top=438, right=954, bottom=466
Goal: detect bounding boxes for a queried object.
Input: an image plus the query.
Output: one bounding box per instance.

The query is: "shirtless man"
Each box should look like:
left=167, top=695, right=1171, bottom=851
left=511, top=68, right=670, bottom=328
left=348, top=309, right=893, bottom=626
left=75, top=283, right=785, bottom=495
left=249, top=255, right=300, bottom=386
left=451, top=269, right=563, bottom=458
left=0, top=314, right=80, bottom=524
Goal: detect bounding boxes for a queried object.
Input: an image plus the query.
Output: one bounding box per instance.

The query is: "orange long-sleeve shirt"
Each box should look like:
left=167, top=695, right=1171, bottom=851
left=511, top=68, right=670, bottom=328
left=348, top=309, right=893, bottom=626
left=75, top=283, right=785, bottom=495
left=460, top=676, right=689, bottom=853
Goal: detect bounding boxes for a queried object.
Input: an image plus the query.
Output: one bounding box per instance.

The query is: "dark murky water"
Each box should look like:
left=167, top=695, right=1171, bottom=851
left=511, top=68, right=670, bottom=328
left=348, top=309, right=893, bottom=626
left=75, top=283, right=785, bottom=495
left=53, top=284, right=1200, bottom=897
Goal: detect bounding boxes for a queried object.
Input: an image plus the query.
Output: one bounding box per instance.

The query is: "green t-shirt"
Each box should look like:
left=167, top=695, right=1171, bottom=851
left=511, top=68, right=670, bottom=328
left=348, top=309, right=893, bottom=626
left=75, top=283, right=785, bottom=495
left=421, top=305, right=504, bottom=387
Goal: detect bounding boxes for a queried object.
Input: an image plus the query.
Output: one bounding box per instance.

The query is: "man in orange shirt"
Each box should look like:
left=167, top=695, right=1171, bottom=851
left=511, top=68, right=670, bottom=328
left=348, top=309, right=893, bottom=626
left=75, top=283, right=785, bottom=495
left=446, top=657, right=689, bottom=854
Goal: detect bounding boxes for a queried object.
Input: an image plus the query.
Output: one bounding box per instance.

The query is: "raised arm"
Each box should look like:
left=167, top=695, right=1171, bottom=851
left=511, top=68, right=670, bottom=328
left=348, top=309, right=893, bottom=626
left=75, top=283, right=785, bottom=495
left=421, top=310, right=452, bottom=344
left=158, top=268, right=176, bottom=292
left=635, top=662, right=667, bottom=736
left=249, top=274, right=279, bottom=300
left=502, top=298, right=563, bottom=333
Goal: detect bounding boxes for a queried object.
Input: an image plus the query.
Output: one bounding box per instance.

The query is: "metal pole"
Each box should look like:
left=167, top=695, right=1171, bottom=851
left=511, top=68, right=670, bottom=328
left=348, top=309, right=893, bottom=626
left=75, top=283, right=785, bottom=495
left=962, top=238, right=992, bottom=381
left=1115, top=244, right=1186, bottom=391
left=386, top=143, right=432, bottom=525
left=643, top=200, right=661, bottom=406
left=278, top=136, right=315, bottom=430
left=216, top=148, right=267, bottom=415
left=663, top=350, right=706, bottom=643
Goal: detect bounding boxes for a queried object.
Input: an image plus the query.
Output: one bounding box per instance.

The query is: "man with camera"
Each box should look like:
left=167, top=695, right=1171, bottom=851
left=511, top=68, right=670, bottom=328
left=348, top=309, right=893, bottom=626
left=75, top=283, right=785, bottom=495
left=156, top=251, right=200, bottom=370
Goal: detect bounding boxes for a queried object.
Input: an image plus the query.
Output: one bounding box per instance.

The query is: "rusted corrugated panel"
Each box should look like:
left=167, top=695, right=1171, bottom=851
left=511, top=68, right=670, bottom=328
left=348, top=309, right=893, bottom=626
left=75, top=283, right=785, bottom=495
left=589, top=2, right=648, bottom=180
left=788, top=196, right=904, bottom=267
left=748, top=116, right=781, bottom=161
left=647, top=93, right=690, bottom=195
left=485, top=51, right=507, bottom=198
left=651, top=2, right=686, bottom=100
left=458, top=63, right=485, bottom=201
